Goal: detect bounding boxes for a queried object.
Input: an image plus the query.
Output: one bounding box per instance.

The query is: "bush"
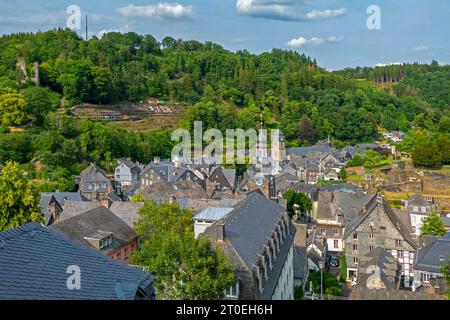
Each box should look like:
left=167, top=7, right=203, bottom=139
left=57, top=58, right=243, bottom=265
left=294, top=285, right=304, bottom=300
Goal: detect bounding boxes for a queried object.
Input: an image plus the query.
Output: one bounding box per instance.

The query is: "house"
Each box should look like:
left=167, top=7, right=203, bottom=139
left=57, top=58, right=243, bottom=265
left=0, top=222, right=155, bottom=300
left=39, top=194, right=63, bottom=226
left=275, top=172, right=300, bottom=196
left=322, top=168, right=339, bottom=181
left=139, top=159, right=205, bottom=190
left=351, top=246, right=444, bottom=300
left=405, top=194, right=440, bottom=236
left=76, top=163, right=113, bottom=201
left=413, top=232, right=450, bottom=295
left=193, top=206, right=234, bottom=238
left=52, top=206, right=139, bottom=264
left=201, top=192, right=296, bottom=300
left=207, top=167, right=237, bottom=195
left=115, top=158, right=142, bottom=192
left=343, top=195, right=419, bottom=287
left=316, top=191, right=376, bottom=253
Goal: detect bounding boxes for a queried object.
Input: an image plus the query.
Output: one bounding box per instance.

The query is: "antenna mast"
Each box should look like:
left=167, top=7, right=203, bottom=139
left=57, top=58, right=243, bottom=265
left=85, top=14, right=88, bottom=41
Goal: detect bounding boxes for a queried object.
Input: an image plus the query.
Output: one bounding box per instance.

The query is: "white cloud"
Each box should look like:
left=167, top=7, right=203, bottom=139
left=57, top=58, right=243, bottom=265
left=236, top=0, right=346, bottom=21
left=414, top=46, right=429, bottom=51
left=286, top=37, right=325, bottom=47
left=117, top=3, right=193, bottom=19
left=286, top=35, right=342, bottom=48
left=327, top=36, right=344, bottom=43
left=305, top=8, right=346, bottom=20
left=236, top=0, right=297, bottom=20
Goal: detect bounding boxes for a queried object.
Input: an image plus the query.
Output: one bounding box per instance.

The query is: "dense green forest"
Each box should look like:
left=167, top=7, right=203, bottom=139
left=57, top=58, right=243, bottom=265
left=0, top=29, right=449, bottom=190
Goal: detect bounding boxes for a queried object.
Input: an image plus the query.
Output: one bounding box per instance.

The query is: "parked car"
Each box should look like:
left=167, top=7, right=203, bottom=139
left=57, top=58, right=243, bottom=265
left=329, top=255, right=339, bottom=267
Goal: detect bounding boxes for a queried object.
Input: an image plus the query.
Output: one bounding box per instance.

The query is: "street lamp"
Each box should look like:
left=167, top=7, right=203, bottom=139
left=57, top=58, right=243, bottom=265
left=319, top=260, right=324, bottom=300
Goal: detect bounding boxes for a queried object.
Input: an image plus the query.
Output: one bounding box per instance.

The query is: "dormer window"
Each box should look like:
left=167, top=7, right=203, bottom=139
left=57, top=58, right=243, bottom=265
left=440, top=255, right=445, bottom=261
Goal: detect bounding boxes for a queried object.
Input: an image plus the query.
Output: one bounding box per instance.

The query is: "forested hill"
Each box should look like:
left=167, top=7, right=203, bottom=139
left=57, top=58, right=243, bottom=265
left=0, top=29, right=449, bottom=149
left=336, top=62, right=450, bottom=112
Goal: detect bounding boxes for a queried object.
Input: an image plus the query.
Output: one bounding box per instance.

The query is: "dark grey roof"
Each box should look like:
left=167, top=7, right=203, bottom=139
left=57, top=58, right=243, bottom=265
left=317, top=191, right=375, bottom=224
left=414, top=232, right=450, bottom=273
left=319, top=184, right=361, bottom=193
left=221, top=168, right=237, bottom=188
left=407, top=194, right=432, bottom=207
left=223, top=192, right=286, bottom=268
left=80, top=163, right=110, bottom=183
left=109, top=202, right=145, bottom=229
left=41, top=192, right=86, bottom=208
left=59, top=201, right=102, bottom=221
left=118, top=158, right=138, bottom=169
left=356, top=247, right=400, bottom=291
left=52, top=206, right=138, bottom=255
left=287, top=145, right=336, bottom=157
left=0, top=222, right=154, bottom=300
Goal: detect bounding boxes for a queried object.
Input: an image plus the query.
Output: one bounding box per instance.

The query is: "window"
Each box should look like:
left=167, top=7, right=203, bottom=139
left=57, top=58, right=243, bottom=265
left=116, top=169, right=120, bottom=173
left=353, top=233, right=358, bottom=240
left=369, top=246, right=374, bottom=252
left=124, top=248, right=128, bottom=260
left=334, top=240, right=339, bottom=249
left=421, top=273, right=431, bottom=283
left=352, top=244, right=358, bottom=251
left=380, top=226, right=386, bottom=231
left=413, top=206, right=419, bottom=212
left=398, top=251, right=404, bottom=258
left=369, top=233, right=374, bottom=239
left=353, top=257, right=358, bottom=265
left=320, top=229, right=326, bottom=235
left=440, top=255, right=445, bottom=261
left=395, top=239, right=402, bottom=247
left=224, top=282, right=239, bottom=299
left=117, top=252, right=121, bottom=260
left=421, top=207, right=427, bottom=213
left=333, top=229, right=339, bottom=236
left=131, top=244, right=135, bottom=252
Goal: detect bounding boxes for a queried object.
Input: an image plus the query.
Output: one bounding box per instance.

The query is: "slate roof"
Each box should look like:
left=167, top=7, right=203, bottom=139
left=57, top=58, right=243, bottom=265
left=407, top=194, right=432, bottom=207
left=109, top=202, right=145, bottom=229
left=319, top=183, right=361, bottom=193
left=41, top=192, right=87, bottom=208
left=118, top=158, right=138, bottom=169
left=287, top=145, right=336, bottom=157
left=414, top=232, right=450, bottom=273
left=0, top=222, right=155, bottom=300
left=51, top=206, right=138, bottom=256
left=58, top=200, right=102, bottom=221
left=222, top=192, right=287, bottom=268
left=221, top=168, right=237, bottom=188
left=140, top=180, right=207, bottom=200
left=193, top=207, right=234, bottom=222
left=356, top=247, right=401, bottom=291
left=316, top=191, right=375, bottom=224
left=80, top=163, right=110, bottom=183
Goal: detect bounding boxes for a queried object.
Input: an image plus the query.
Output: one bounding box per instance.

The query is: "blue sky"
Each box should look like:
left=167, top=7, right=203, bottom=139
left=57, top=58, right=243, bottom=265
left=0, top=0, right=449, bottom=70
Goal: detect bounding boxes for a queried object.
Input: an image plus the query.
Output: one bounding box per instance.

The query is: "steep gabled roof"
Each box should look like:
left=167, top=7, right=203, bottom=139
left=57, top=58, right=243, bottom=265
left=80, top=163, right=110, bottom=183
left=343, top=196, right=419, bottom=249
left=414, top=232, right=450, bottom=273
left=51, top=206, right=138, bottom=255
left=0, top=222, right=154, bottom=300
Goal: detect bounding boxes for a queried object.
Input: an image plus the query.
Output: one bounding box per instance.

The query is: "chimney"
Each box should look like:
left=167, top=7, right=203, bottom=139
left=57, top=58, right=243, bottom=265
left=154, top=156, right=160, bottom=164
left=216, top=222, right=225, bottom=242
left=102, top=197, right=111, bottom=209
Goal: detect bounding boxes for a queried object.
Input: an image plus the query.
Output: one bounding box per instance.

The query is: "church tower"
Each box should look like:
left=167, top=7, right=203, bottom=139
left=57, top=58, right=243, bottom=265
left=271, top=129, right=286, bottom=162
